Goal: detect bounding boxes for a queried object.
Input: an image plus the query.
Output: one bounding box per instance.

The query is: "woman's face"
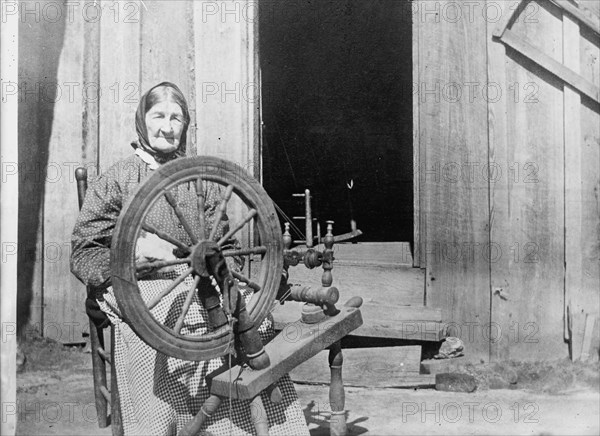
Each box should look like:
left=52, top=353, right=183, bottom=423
left=145, top=100, right=185, bottom=154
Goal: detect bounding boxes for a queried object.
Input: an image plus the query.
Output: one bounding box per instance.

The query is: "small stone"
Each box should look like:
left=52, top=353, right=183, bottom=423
left=488, top=376, right=511, bottom=390
left=492, top=363, right=519, bottom=384
left=435, top=373, right=477, bottom=392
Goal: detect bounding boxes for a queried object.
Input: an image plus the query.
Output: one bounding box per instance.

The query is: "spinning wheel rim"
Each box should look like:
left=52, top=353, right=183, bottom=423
left=111, top=156, right=282, bottom=361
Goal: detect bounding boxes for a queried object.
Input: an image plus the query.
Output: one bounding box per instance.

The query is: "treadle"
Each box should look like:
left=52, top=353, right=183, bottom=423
left=209, top=305, right=363, bottom=400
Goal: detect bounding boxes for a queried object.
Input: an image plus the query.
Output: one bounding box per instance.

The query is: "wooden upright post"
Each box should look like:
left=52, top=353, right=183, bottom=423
left=328, top=341, right=346, bottom=436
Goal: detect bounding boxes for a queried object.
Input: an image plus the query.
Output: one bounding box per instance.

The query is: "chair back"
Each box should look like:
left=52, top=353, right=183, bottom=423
left=75, top=167, right=88, bottom=211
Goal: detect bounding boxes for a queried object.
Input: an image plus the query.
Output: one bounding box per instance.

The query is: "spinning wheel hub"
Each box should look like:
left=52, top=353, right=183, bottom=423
left=190, top=240, right=220, bottom=278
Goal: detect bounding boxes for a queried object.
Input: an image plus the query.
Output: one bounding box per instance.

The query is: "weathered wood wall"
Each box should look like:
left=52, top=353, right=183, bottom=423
left=18, top=0, right=257, bottom=343
left=417, top=0, right=599, bottom=361
left=415, top=0, right=493, bottom=360
left=18, top=0, right=599, bottom=362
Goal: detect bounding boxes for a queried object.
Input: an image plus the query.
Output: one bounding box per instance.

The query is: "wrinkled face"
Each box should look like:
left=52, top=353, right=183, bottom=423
left=145, top=100, right=184, bottom=154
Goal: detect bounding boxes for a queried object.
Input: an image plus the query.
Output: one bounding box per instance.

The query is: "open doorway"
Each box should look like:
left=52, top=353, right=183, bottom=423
left=259, top=0, right=413, bottom=243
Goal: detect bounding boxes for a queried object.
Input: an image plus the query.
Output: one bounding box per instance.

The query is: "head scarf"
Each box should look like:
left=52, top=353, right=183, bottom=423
left=131, top=82, right=191, bottom=164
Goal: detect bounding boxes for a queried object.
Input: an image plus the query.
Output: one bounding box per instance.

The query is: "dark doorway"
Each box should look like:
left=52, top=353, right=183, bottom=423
left=259, top=0, right=413, bottom=242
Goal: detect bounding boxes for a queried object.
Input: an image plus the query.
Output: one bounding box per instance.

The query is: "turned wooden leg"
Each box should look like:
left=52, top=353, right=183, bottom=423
left=235, top=291, right=270, bottom=370
left=250, top=394, right=269, bottom=436
left=329, top=341, right=346, bottom=436
left=179, top=394, right=223, bottom=436
left=89, top=320, right=108, bottom=428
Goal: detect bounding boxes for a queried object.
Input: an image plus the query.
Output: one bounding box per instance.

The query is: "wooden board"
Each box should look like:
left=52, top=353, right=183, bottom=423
left=489, top=1, right=567, bottom=360
left=563, top=15, right=583, bottom=352
left=325, top=242, right=414, bottom=267
left=83, top=5, right=100, bottom=173
left=99, top=3, right=140, bottom=170
left=140, top=0, right=197, bottom=155
left=16, top=5, right=56, bottom=335
left=2, top=10, right=19, bottom=435
left=295, top=374, right=435, bottom=389
left=290, top=346, right=422, bottom=388
left=418, top=0, right=491, bottom=360
left=272, top=301, right=443, bottom=342
left=287, top=262, right=425, bottom=308
left=413, top=11, right=422, bottom=268
left=211, top=305, right=363, bottom=399
left=192, top=0, right=258, bottom=169
left=573, top=18, right=600, bottom=354
left=42, top=13, right=90, bottom=344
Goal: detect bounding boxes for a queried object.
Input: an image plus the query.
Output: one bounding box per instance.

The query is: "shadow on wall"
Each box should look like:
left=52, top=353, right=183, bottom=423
left=17, top=0, right=67, bottom=335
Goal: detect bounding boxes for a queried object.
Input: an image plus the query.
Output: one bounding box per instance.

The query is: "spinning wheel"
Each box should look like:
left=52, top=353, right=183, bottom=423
left=111, top=156, right=283, bottom=362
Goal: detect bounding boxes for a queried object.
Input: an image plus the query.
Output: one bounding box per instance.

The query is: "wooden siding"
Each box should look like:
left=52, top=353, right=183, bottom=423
left=17, top=0, right=599, bottom=361
left=419, top=0, right=599, bottom=360
left=489, top=1, right=566, bottom=360
left=417, top=0, right=492, bottom=360
left=19, top=0, right=256, bottom=343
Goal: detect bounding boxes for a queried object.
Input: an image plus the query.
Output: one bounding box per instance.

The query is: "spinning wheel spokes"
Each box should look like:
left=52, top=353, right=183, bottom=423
left=174, top=275, right=201, bottom=334
left=135, top=257, right=191, bottom=274
left=142, top=222, right=189, bottom=252
left=223, top=246, right=267, bottom=257
left=164, top=191, right=199, bottom=245
left=111, top=156, right=283, bottom=361
left=146, top=267, right=194, bottom=310
left=218, top=209, right=257, bottom=247
left=208, top=184, right=234, bottom=241
left=231, top=270, right=261, bottom=292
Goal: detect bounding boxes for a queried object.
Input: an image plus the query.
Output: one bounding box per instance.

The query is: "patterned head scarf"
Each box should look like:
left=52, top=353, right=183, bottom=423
left=131, top=82, right=191, bottom=163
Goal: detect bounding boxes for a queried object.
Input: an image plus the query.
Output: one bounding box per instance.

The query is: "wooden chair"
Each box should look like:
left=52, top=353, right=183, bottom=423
left=75, top=167, right=123, bottom=436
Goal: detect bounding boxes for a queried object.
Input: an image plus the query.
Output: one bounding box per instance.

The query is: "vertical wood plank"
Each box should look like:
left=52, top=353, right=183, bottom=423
left=193, top=0, right=258, bottom=170
left=83, top=0, right=100, bottom=176
left=563, top=15, right=582, bottom=350
left=1, top=4, right=19, bottom=433
left=490, top=1, right=566, bottom=360
left=17, top=1, right=64, bottom=336
left=42, top=13, right=89, bottom=344
left=576, top=28, right=600, bottom=355
left=486, top=2, right=510, bottom=362
left=140, top=0, right=196, bottom=156
left=577, top=6, right=600, bottom=340
left=420, top=1, right=491, bottom=360
left=412, top=3, right=421, bottom=268
left=140, top=1, right=193, bottom=94
left=99, top=2, right=141, bottom=170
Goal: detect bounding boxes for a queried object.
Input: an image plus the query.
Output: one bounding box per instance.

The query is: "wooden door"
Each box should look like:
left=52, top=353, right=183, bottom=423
left=488, top=0, right=599, bottom=360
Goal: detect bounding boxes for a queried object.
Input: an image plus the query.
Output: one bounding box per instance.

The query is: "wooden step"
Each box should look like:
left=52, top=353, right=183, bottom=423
left=287, top=262, right=425, bottom=307
left=272, top=301, right=444, bottom=342
left=329, top=241, right=414, bottom=266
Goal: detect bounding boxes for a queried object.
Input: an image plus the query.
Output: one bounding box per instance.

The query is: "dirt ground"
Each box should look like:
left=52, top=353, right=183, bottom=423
left=15, top=334, right=600, bottom=436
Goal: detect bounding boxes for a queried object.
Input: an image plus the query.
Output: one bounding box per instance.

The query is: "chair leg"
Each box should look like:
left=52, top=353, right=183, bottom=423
left=329, top=341, right=346, bottom=436
left=89, top=319, right=108, bottom=428
left=110, top=326, right=124, bottom=436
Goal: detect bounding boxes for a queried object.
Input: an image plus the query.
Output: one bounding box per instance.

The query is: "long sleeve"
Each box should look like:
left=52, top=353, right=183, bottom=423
left=71, top=170, right=123, bottom=289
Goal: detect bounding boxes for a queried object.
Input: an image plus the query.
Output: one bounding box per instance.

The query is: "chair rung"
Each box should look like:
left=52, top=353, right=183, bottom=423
left=100, top=386, right=111, bottom=404
left=97, top=347, right=111, bottom=364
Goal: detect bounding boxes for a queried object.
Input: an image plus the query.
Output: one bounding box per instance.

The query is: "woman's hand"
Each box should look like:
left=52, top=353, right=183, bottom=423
left=135, top=232, right=177, bottom=272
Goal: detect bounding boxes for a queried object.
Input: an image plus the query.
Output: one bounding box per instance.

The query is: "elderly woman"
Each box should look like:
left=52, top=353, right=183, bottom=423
left=71, top=82, right=309, bottom=435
